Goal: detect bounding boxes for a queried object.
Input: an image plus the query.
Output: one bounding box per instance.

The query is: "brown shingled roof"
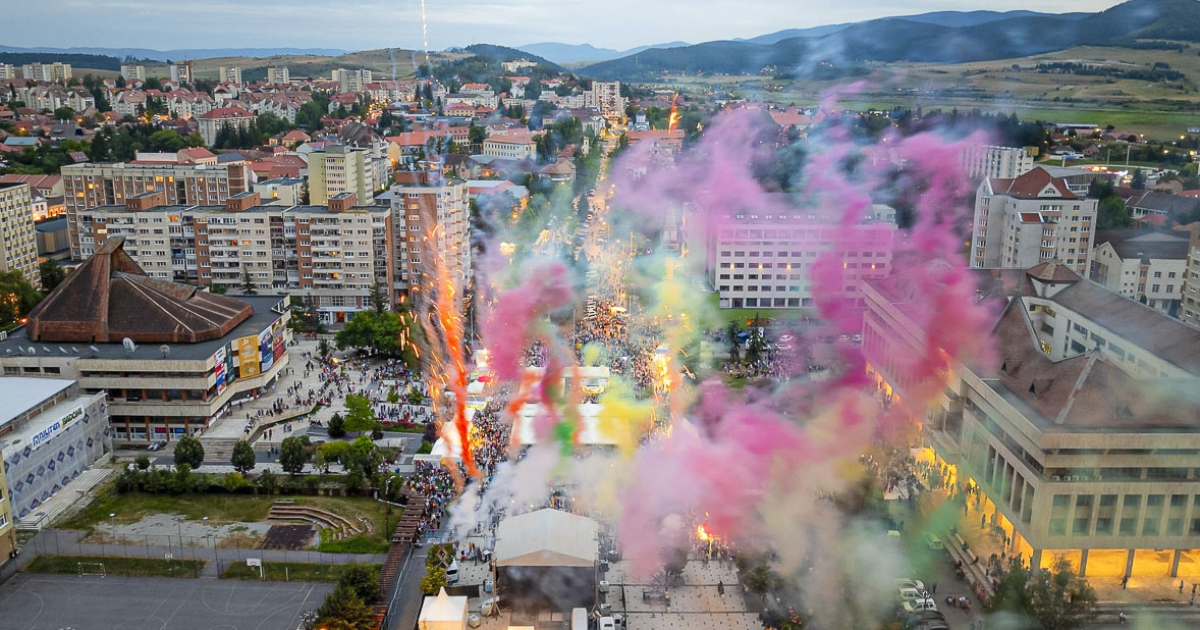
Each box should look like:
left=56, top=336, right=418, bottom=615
left=987, top=167, right=1076, bottom=200
left=26, top=238, right=252, bottom=344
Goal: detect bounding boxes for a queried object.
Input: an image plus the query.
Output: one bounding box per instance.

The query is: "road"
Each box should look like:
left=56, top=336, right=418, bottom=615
left=388, top=544, right=429, bottom=630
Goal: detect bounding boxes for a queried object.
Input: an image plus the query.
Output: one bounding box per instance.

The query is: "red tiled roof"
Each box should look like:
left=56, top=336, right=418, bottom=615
left=198, top=107, right=255, bottom=120
left=987, top=167, right=1076, bottom=200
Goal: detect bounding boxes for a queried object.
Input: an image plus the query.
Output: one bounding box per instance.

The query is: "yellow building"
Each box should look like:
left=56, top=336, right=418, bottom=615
left=864, top=260, right=1200, bottom=579
left=0, top=449, right=16, bottom=560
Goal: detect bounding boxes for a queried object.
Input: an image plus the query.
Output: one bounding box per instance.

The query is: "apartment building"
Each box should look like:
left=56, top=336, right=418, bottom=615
left=1178, top=228, right=1200, bottom=328
left=197, top=107, right=257, bottom=146
left=705, top=197, right=896, bottom=310
left=120, top=64, right=146, bottom=81
left=266, top=66, right=290, bottom=85
left=0, top=183, right=39, bottom=286
left=864, top=260, right=1200, bottom=578
left=0, top=239, right=292, bottom=446
left=962, top=145, right=1036, bottom=180
left=390, top=172, right=470, bottom=307
left=1090, top=229, right=1189, bottom=316
left=0, top=446, right=13, bottom=559
left=308, top=145, right=374, bottom=205
left=22, top=62, right=71, bottom=82
left=0, top=64, right=15, bottom=80
left=218, top=67, right=243, bottom=84
left=61, top=161, right=250, bottom=258
left=971, top=167, right=1098, bottom=275
left=169, top=62, right=193, bottom=84
left=75, top=192, right=393, bottom=323
left=254, top=177, right=305, bottom=205
left=586, top=81, right=625, bottom=118
left=333, top=69, right=372, bottom=93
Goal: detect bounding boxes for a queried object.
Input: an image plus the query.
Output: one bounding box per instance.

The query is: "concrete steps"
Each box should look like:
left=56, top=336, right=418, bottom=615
left=199, top=436, right=243, bottom=461
left=18, top=468, right=113, bottom=530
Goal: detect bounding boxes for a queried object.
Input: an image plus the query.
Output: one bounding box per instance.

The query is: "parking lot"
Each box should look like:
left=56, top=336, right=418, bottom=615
left=0, top=573, right=331, bottom=630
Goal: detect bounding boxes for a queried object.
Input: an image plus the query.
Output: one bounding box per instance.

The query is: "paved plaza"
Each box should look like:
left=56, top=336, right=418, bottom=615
left=0, top=574, right=331, bottom=630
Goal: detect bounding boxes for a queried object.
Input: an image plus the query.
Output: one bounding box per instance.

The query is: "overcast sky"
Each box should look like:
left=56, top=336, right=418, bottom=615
left=5, top=0, right=1123, bottom=52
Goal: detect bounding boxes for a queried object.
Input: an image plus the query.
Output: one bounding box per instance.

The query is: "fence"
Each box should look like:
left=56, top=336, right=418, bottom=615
left=11, top=529, right=386, bottom=579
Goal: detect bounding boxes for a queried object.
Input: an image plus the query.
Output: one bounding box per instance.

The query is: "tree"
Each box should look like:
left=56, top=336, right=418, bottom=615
left=53, top=106, right=75, bottom=121
left=316, top=584, right=374, bottom=630
left=420, top=566, right=448, bottom=595
left=239, top=266, right=257, bottom=295
left=38, top=259, right=65, bottom=292
left=367, top=279, right=388, bottom=314
left=1097, top=195, right=1132, bottom=229
left=468, top=123, right=488, bottom=152
left=1131, top=168, right=1146, bottom=190
left=230, top=440, right=256, bottom=474
left=335, top=309, right=419, bottom=369
left=343, top=394, right=378, bottom=434
left=337, top=565, right=382, bottom=604
left=257, top=469, right=280, bottom=495
left=0, top=270, right=42, bottom=330
left=317, top=338, right=334, bottom=361
left=135, top=454, right=152, bottom=470
left=279, top=436, right=311, bottom=475
left=990, top=556, right=1096, bottom=630
left=173, top=435, right=205, bottom=469
left=328, top=412, right=347, bottom=438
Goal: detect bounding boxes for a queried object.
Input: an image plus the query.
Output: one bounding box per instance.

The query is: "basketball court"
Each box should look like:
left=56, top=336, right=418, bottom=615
left=0, top=573, right=332, bottom=630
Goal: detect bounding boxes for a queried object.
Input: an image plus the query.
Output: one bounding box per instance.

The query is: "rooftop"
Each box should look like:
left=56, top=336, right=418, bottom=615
left=0, top=385, right=99, bottom=458
left=986, top=167, right=1076, bottom=200
left=1094, top=229, right=1190, bottom=262
left=0, top=378, right=73, bottom=431
left=25, top=238, right=253, bottom=344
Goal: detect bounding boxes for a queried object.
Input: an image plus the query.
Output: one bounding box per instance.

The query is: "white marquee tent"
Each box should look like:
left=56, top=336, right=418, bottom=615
left=495, top=509, right=599, bottom=568
left=417, top=587, right=468, bottom=630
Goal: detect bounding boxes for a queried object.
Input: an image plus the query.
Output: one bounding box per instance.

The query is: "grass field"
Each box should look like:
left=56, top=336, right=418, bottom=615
left=25, top=555, right=205, bottom=578
left=221, top=560, right=380, bottom=582
left=61, top=484, right=397, bottom=555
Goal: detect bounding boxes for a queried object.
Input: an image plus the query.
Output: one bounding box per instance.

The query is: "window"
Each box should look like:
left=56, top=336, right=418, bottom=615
left=1049, top=518, right=1067, bottom=536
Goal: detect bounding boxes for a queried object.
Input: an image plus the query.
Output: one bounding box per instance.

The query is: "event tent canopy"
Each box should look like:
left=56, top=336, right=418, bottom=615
left=495, top=509, right=599, bottom=568
left=417, top=587, right=468, bottom=630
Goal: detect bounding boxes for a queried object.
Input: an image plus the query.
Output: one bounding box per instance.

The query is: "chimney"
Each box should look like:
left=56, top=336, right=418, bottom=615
left=328, top=192, right=357, bottom=213
left=225, top=191, right=260, bottom=212
left=125, top=190, right=165, bottom=211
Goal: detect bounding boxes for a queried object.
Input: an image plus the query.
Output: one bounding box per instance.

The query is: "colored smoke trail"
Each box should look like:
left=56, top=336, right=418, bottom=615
left=454, top=98, right=997, bottom=628
left=419, top=0, right=430, bottom=68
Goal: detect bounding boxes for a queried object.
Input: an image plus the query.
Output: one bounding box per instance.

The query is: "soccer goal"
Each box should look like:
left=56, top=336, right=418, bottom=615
left=77, top=562, right=106, bottom=577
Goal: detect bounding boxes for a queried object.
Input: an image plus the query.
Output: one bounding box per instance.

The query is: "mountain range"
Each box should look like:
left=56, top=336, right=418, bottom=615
left=516, top=42, right=691, bottom=64
left=0, top=46, right=346, bottom=62
left=576, top=0, right=1200, bottom=80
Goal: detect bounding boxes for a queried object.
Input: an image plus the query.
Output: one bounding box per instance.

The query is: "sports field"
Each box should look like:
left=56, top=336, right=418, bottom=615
left=0, top=573, right=332, bottom=630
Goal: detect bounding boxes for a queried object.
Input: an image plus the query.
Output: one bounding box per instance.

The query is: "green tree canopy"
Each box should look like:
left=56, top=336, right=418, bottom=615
left=1097, top=195, right=1131, bottom=229
left=230, top=440, right=256, bottom=474
left=990, top=556, right=1096, bottom=630
left=337, top=565, right=382, bottom=604
left=278, top=435, right=311, bottom=475
left=315, top=583, right=374, bottom=630
left=173, top=435, right=205, bottom=469
left=38, top=259, right=65, bottom=292
left=335, top=309, right=420, bottom=368
left=343, top=394, right=378, bottom=434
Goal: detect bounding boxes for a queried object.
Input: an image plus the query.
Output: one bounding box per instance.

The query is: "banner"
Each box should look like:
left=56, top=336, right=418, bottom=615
left=27, top=405, right=84, bottom=452
left=259, top=325, right=275, bottom=372
left=214, top=347, right=228, bottom=395
left=238, top=336, right=261, bottom=377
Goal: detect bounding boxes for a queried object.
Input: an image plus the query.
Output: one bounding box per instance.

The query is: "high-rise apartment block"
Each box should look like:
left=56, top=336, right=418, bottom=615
left=62, top=162, right=251, bottom=258
left=74, top=192, right=392, bottom=323
left=0, top=183, right=39, bottom=286
left=266, top=66, right=290, bottom=85
left=971, top=167, right=1097, bottom=275
left=390, top=172, right=470, bottom=307
left=962, top=145, right=1036, bottom=180
left=120, top=64, right=146, bottom=81
left=309, top=146, right=375, bottom=206
left=333, top=69, right=372, bottom=93
left=586, top=81, right=625, bottom=118
left=169, top=62, right=193, bottom=84
left=218, top=67, right=243, bottom=84
left=21, top=62, right=71, bottom=82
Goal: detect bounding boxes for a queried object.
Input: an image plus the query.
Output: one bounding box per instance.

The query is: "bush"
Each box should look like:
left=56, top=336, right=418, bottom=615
left=134, top=455, right=151, bottom=470
left=173, top=435, right=205, bottom=469
left=257, top=470, right=280, bottom=495
left=417, top=440, right=433, bottom=455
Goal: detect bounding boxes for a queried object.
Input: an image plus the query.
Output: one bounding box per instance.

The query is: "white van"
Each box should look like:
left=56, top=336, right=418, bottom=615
left=445, top=560, right=459, bottom=584
left=571, top=608, right=588, bottom=630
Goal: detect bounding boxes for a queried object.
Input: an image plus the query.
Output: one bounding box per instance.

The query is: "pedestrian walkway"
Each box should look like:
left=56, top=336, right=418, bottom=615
left=17, top=468, right=112, bottom=531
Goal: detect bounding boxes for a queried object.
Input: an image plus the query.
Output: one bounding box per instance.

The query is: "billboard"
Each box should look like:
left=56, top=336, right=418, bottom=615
left=214, top=347, right=228, bottom=395
left=259, top=326, right=275, bottom=372
left=238, top=336, right=261, bottom=378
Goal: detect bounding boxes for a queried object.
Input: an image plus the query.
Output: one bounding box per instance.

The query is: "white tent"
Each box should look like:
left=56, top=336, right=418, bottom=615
left=495, top=509, right=598, bottom=568
left=418, top=587, right=468, bottom=630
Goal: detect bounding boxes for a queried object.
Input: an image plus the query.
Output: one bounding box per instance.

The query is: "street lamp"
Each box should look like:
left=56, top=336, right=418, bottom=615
left=384, top=477, right=394, bottom=538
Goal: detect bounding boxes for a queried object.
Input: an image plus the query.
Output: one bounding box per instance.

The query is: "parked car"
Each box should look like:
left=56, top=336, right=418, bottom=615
left=922, top=533, right=944, bottom=550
